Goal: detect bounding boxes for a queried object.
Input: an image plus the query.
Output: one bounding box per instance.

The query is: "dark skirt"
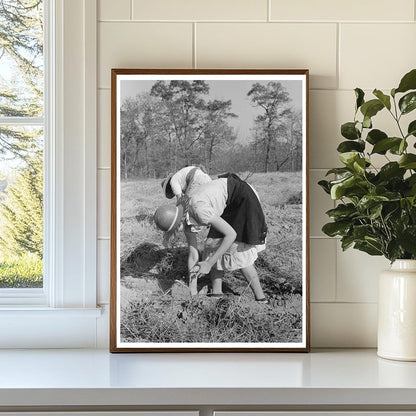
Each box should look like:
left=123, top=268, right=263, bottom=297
left=207, top=173, right=267, bottom=245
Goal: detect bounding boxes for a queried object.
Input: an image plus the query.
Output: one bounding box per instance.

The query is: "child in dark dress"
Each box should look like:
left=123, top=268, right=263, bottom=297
left=155, top=173, right=268, bottom=301
left=185, top=173, right=268, bottom=302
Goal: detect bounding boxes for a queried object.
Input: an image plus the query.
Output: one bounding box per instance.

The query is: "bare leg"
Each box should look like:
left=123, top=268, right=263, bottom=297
left=210, top=268, right=223, bottom=295
left=185, top=228, right=199, bottom=296
left=241, top=265, right=266, bottom=300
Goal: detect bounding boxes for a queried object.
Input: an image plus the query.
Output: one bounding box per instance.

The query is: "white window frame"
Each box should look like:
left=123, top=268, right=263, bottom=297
left=0, top=0, right=46, bottom=305
left=0, top=0, right=101, bottom=348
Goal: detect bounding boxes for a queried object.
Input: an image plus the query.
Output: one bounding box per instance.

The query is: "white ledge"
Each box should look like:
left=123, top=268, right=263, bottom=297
left=0, top=307, right=102, bottom=317
left=0, top=349, right=415, bottom=409
left=0, top=308, right=103, bottom=349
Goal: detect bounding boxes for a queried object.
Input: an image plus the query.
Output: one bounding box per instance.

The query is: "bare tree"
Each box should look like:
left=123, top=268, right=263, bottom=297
left=203, top=99, right=237, bottom=173
left=272, top=108, right=302, bottom=172
left=150, top=81, right=209, bottom=165
left=247, top=82, right=291, bottom=172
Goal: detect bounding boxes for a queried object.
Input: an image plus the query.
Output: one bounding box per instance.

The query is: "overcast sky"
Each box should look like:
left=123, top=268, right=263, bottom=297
left=120, top=79, right=303, bottom=144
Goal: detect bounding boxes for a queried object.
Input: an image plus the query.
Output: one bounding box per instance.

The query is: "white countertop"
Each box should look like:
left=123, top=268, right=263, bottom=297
left=0, top=348, right=415, bottom=408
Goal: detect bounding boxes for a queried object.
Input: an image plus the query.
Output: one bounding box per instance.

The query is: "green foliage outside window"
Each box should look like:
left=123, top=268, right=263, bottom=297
left=0, top=0, right=44, bottom=288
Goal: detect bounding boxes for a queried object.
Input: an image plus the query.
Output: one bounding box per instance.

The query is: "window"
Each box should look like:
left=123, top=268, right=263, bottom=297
left=0, top=0, right=100, bottom=349
left=0, top=0, right=45, bottom=297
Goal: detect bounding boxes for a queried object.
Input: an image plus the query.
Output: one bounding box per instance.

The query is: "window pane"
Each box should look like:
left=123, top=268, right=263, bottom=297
left=0, top=0, right=44, bottom=290
left=0, top=0, right=44, bottom=117
left=0, top=126, right=43, bottom=289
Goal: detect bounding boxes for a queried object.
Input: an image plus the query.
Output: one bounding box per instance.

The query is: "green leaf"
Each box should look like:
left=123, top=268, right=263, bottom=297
left=322, top=221, right=351, bottom=237
left=399, top=154, right=416, bottom=169
left=408, top=174, right=416, bottom=185
left=362, top=116, right=372, bottom=129
left=357, top=195, right=389, bottom=211
left=407, top=120, right=416, bottom=137
left=318, top=180, right=331, bottom=194
left=330, top=176, right=355, bottom=199
left=339, top=152, right=360, bottom=167
left=398, top=226, right=416, bottom=255
left=354, top=241, right=383, bottom=256
left=406, top=174, right=416, bottom=187
left=341, top=122, right=360, bottom=140
left=410, top=206, right=416, bottom=222
left=325, top=167, right=352, bottom=176
left=337, top=140, right=365, bottom=153
left=390, top=139, right=408, bottom=155
left=355, top=88, right=365, bottom=110
left=405, top=174, right=416, bottom=197
left=365, top=236, right=384, bottom=250
left=353, top=158, right=366, bottom=174
left=399, top=92, right=416, bottom=115
left=369, top=203, right=383, bottom=220
left=407, top=196, right=416, bottom=207
left=399, top=139, right=407, bottom=154
left=330, top=175, right=366, bottom=200
left=373, top=89, right=391, bottom=110
left=352, top=224, right=374, bottom=239
left=386, top=240, right=402, bottom=263
left=371, top=137, right=402, bottom=154
left=360, top=99, right=384, bottom=119
left=366, top=129, right=387, bottom=145
left=378, top=162, right=406, bottom=181
left=341, top=235, right=355, bottom=251
left=326, top=203, right=357, bottom=220
left=395, top=69, right=416, bottom=94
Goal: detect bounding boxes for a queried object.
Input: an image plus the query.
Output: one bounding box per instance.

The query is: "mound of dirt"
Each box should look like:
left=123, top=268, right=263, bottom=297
left=286, top=191, right=302, bottom=205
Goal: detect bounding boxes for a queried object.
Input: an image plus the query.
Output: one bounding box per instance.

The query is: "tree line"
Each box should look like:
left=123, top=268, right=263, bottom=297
left=120, top=80, right=303, bottom=180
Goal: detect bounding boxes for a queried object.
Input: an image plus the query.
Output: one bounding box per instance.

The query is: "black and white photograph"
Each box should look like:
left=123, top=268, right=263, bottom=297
left=110, top=69, right=309, bottom=352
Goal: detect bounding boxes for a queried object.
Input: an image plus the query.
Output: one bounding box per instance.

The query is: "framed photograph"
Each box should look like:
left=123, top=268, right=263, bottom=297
left=110, top=69, right=310, bottom=352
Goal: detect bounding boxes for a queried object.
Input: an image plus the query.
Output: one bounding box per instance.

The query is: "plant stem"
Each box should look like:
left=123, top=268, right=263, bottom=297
left=390, top=97, right=406, bottom=139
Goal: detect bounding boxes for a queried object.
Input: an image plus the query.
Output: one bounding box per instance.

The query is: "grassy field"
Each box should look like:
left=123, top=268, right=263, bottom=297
left=120, top=172, right=303, bottom=344
left=0, top=252, right=43, bottom=288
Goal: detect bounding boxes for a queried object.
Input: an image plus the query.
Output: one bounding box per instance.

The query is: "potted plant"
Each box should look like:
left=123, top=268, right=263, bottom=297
left=319, top=68, right=416, bottom=361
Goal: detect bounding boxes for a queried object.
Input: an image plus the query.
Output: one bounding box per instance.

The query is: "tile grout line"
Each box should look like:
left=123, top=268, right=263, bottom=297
left=98, top=19, right=415, bottom=24
left=309, top=236, right=338, bottom=239
left=311, top=301, right=378, bottom=305
left=267, top=0, right=271, bottom=22
left=130, top=0, right=133, bottom=20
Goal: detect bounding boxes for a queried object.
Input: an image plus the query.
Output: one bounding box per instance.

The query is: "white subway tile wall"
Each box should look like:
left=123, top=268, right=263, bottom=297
left=336, top=246, right=390, bottom=303
left=311, top=303, right=378, bottom=347
left=339, top=24, right=416, bottom=90
left=98, top=22, right=193, bottom=88
left=132, top=0, right=268, bottom=21
left=99, top=0, right=131, bottom=21
left=196, top=23, right=338, bottom=89
left=270, top=0, right=414, bottom=22
left=97, top=0, right=416, bottom=347
left=310, top=239, right=336, bottom=302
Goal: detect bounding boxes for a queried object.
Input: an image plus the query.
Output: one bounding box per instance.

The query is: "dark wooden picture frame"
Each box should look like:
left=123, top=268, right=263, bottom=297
left=110, top=69, right=310, bottom=352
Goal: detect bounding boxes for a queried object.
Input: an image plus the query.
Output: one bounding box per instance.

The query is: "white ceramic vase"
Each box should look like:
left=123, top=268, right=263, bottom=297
left=378, top=259, right=416, bottom=361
